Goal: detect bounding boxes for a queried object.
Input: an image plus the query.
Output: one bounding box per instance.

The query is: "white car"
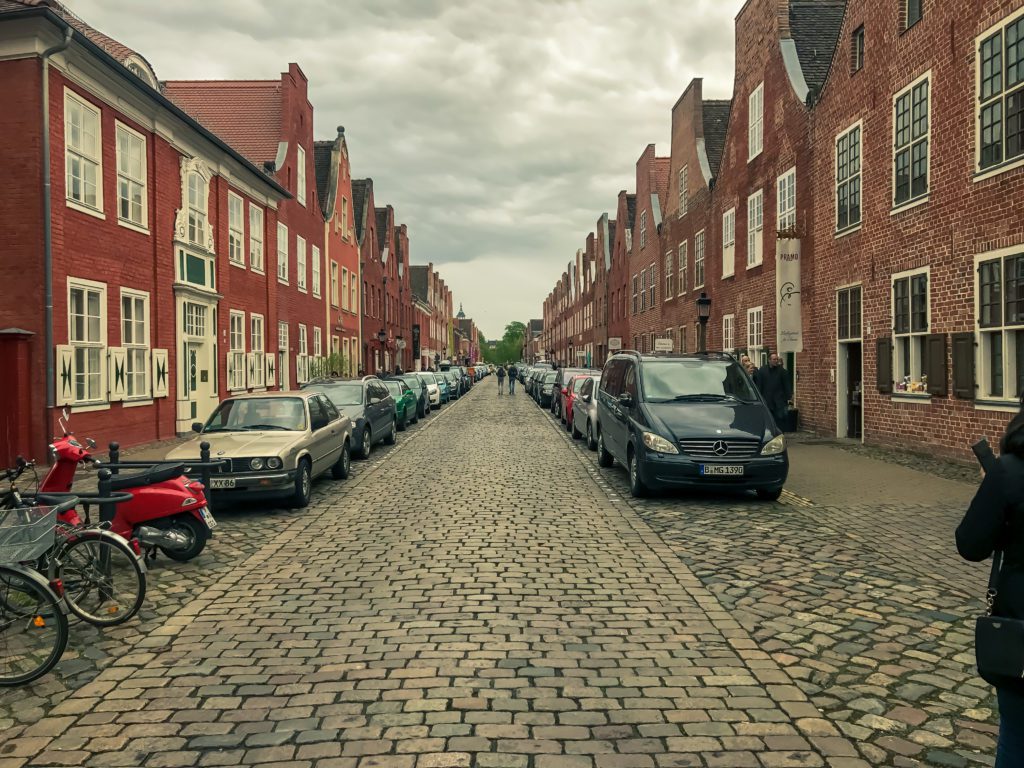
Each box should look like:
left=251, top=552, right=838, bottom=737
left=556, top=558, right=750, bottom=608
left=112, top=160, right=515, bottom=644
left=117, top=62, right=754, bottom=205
left=414, top=371, right=441, bottom=405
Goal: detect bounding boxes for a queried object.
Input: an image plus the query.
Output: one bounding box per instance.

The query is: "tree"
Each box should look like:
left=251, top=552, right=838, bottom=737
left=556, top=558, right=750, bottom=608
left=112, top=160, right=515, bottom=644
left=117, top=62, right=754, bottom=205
left=503, top=321, right=526, bottom=344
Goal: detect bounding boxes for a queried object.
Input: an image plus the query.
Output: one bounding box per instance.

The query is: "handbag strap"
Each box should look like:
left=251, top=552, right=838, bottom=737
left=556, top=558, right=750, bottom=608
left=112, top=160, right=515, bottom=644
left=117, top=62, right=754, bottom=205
left=988, top=549, right=1004, bottom=615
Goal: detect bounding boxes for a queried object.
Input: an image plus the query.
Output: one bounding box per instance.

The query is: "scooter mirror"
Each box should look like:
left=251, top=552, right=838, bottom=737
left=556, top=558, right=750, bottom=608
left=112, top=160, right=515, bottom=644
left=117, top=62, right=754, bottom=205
left=85, top=438, right=97, bottom=449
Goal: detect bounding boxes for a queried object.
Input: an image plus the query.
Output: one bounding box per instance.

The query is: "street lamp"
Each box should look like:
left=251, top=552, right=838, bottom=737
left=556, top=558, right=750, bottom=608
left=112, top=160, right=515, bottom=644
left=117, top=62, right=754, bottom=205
left=377, top=329, right=387, bottom=345
left=696, top=292, right=712, bottom=354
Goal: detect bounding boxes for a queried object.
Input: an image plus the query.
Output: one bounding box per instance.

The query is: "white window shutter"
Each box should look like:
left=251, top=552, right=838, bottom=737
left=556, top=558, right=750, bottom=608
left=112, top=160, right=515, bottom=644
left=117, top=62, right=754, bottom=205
left=265, top=352, right=276, bottom=388
left=151, top=349, right=169, bottom=398
left=55, top=345, right=75, bottom=406
left=247, top=352, right=258, bottom=389
left=108, top=347, right=127, bottom=402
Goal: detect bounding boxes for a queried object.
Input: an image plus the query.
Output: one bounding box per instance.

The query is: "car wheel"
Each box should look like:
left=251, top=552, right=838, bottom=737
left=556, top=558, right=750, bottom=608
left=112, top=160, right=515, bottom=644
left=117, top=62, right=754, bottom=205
left=331, top=441, right=351, bottom=480
left=359, top=427, right=372, bottom=459
left=586, top=420, right=598, bottom=451
left=628, top=450, right=647, bottom=498
left=292, top=458, right=312, bottom=508
left=597, top=431, right=613, bottom=468
left=384, top=419, right=397, bottom=445
left=398, top=411, right=407, bottom=431
left=756, top=487, right=784, bottom=502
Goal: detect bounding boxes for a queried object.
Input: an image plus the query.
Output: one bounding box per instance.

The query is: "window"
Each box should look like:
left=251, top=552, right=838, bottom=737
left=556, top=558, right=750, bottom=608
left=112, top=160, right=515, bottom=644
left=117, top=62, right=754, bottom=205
left=722, top=208, right=736, bottom=278
left=678, top=165, right=688, bottom=217
left=892, top=269, right=930, bottom=391
left=747, top=191, right=764, bottom=268
left=121, top=290, right=149, bottom=398
left=69, top=280, right=106, bottom=403
left=277, top=223, right=289, bottom=283
left=695, top=230, right=706, bottom=288
left=115, top=124, right=145, bottom=227
left=632, top=274, right=639, bottom=315
left=296, top=145, right=306, bottom=206
left=722, top=314, right=735, bottom=352
left=183, top=302, right=207, bottom=337
left=229, top=311, right=246, bottom=391
left=747, top=307, right=764, bottom=365
left=640, top=211, right=647, bottom=248
left=331, top=262, right=340, bottom=307
left=837, top=286, right=863, bottom=341
left=977, top=13, right=1024, bottom=172
left=341, top=197, right=349, bottom=236
left=65, top=91, right=102, bottom=211
left=363, top=280, right=368, bottom=316
left=251, top=314, right=265, bottom=388
left=341, top=268, right=350, bottom=310
left=777, top=168, right=796, bottom=232
left=906, top=0, right=922, bottom=29
left=249, top=205, right=264, bottom=272
left=351, top=278, right=358, bottom=315
left=187, top=171, right=208, bottom=246
left=639, top=270, right=647, bottom=312
left=852, top=26, right=865, bottom=72
left=977, top=253, right=1024, bottom=400
left=893, top=74, right=930, bottom=207
left=748, top=82, right=764, bottom=160
left=313, top=327, right=322, bottom=358
left=647, top=265, right=655, bottom=306
left=678, top=242, right=688, bottom=296
left=665, top=251, right=674, bottom=299
left=678, top=326, right=687, bottom=354
left=836, top=123, right=863, bottom=232
left=312, top=245, right=321, bottom=298
left=297, top=236, right=307, bottom=292
left=228, top=193, right=244, bottom=265
left=299, top=324, right=308, bottom=355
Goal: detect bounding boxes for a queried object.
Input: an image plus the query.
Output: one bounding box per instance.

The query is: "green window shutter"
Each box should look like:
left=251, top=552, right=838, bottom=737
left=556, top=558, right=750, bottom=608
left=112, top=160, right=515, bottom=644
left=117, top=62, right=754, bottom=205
left=926, top=334, right=947, bottom=397
left=876, top=337, right=893, bottom=393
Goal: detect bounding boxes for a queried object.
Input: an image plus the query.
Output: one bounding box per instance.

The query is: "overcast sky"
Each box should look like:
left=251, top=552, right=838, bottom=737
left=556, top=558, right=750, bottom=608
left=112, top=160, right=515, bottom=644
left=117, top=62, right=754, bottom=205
left=75, top=0, right=744, bottom=339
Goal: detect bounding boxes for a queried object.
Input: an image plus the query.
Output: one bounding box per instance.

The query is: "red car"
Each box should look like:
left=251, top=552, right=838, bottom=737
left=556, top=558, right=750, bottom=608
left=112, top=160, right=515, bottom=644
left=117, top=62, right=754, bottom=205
left=561, top=373, right=596, bottom=430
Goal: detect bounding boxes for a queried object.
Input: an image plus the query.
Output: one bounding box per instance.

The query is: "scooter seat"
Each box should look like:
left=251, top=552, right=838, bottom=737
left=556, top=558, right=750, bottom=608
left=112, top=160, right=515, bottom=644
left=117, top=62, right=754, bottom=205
left=108, top=462, right=185, bottom=491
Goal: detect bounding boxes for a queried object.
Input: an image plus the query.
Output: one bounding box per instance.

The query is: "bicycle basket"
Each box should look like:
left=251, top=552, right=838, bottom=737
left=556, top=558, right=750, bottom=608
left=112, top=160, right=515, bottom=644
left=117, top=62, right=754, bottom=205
left=0, top=506, right=57, bottom=563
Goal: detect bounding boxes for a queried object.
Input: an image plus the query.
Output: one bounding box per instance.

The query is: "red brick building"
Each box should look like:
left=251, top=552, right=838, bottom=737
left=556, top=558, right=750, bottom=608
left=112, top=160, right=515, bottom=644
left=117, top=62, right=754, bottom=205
left=628, top=145, right=671, bottom=354
left=394, top=224, right=414, bottom=372
left=608, top=191, right=636, bottom=354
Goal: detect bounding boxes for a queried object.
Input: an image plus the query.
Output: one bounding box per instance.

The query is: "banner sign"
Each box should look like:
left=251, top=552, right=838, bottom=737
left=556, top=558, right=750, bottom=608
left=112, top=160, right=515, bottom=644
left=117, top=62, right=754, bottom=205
left=776, top=238, right=803, bottom=353
left=654, top=338, right=673, bottom=352
left=412, top=325, right=421, bottom=358
left=608, top=337, right=622, bottom=350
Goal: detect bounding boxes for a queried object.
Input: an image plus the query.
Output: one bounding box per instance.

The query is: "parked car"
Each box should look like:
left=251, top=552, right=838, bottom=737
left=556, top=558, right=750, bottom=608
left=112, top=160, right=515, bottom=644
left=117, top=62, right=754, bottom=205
left=414, top=371, right=441, bottom=408
left=167, top=391, right=352, bottom=508
left=553, top=367, right=591, bottom=418
left=595, top=351, right=788, bottom=500
left=444, top=370, right=462, bottom=399
left=433, top=373, right=451, bottom=404
left=538, top=371, right=558, bottom=407
left=528, top=368, right=547, bottom=399
left=383, top=379, right=418, bottom=430
left=397, top=374, right=431, bottom=418
left=303, top=378, right=396, bottom=459
left=570, top=374, right=602, bottom=449
left=562, top=373, right=593, bottom=432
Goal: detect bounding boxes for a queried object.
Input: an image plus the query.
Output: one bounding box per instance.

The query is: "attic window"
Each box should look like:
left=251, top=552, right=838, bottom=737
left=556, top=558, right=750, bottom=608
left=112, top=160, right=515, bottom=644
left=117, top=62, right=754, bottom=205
left=852, top=26, right=865, bottom=73
left=123, top=56, right=157, bottom=89
left=905, top=0, right=922, bottom=30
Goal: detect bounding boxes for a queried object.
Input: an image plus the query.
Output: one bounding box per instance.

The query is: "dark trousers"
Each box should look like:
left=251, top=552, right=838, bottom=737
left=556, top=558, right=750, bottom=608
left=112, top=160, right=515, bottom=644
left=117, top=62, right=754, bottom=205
left=998, top=687, right=1024, bottom=767
left=509, top=378, right=516, bottom=394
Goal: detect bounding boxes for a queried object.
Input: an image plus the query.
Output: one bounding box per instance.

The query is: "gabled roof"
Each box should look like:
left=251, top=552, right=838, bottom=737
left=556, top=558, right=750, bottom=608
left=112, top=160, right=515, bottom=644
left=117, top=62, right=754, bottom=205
left=410, top=265, right=429, bottom=301
left=161, top=80, right=282, bottom=167
left=375, top=208, right=391, bottom=261
left=625, top=194, right=637, bottom=229
left=312, top=141, right=334, bottom=220
left=352, top=179, right=370, bottom=243
left=790, top=1, right=847, bottom=97
left=702, top=100, right=731, bottom=178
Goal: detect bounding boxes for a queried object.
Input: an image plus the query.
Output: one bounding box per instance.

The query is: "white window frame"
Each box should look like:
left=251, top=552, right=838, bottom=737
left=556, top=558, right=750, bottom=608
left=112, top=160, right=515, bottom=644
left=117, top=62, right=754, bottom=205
left=748, top=82, right=764, bottom=161
left=647, top=265, right=656, bottom=307
left=678, top=241, right=688, bottom=296
left=251, top=313, right=265, bottom=389
left=777, top=167, right=796, bottom=232
left=632, top=274, right=639, bottom=315
left=249, top=205, right=264, bottom=273
left=891, top=266, right=931, bottom=391
left=892, top=72, right=932, bottom=210
left=299, top=324, right=308, bottom=356
left=187, top=171, right=209, bottom=247
left=341, top=267, right=349, bottom=310
left=722, top=314, right=735, bottom=353
left=976, top=8, right=1024, bottom=178
left=64, top=90, right=103, bottom=215
left=229, top=310, right=246, bottom=391
left=277, top=222, right=289, bottom=284
left=747, top=306, right=764, bottom=365
left=694, top=230, right=706, bottom=289
left=975, top=248, right=1024, bottom=402
left=313, top=327, right=322, bottom=358
left=678, top=325, right=687, bottom=354
left=722, top=208, right=736, bottom=278
left=296, top=235, right=307, bottom=292
left=312, top=245, right=321, bottom=298
left=747, top=190, right=764, bottom=268
left=67, top=277, right=108, bottom=407
left=639, top=210, right=647, bottom=249
left=351, top=277, right=358, bottom=315
left=228, top=192, right=245, bottom=266
left=664, top=251, right=674, bottom=300
left=331, top=261, right=340, bottom=307
left=836, top=121, right=863, bottom=233
left=114, top=122, right=146, bottom=229
left=296, top=145, right=307, bottom=207
left=678, top=165, right=688, bottom=217
left=120, top=288, right=149, bottom=400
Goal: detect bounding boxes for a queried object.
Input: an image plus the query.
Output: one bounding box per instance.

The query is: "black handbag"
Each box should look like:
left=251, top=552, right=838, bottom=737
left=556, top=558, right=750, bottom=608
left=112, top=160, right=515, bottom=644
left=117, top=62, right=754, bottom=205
left=976, top=550, right=1024, bottom=679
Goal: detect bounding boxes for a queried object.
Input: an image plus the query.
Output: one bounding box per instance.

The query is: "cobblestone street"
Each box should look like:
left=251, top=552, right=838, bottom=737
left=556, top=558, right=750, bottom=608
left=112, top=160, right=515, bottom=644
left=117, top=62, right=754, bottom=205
left=0, top=386, right=996, bottom=768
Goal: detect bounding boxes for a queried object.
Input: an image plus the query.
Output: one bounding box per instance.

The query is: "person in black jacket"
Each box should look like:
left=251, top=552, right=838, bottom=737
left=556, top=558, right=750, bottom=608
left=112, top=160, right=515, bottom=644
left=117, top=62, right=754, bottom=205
left=757, top=353, right=792, bottom=425
left=957, top=412, right=1024, bottom=766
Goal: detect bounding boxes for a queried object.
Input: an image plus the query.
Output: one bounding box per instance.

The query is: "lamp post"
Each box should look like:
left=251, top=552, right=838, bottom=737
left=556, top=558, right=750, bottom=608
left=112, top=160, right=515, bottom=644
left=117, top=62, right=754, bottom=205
left=696, top=292, right=712, bottom=354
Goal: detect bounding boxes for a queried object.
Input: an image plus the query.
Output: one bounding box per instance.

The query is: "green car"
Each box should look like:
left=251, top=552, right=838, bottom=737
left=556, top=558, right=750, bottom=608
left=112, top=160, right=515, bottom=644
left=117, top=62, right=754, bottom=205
left=384, top=379, right=419, bottom=430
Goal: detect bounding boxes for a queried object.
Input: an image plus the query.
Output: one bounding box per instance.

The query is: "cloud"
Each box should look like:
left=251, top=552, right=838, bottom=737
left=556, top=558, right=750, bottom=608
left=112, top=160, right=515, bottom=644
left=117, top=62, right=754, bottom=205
left=72, top=0, right=743, bottom=338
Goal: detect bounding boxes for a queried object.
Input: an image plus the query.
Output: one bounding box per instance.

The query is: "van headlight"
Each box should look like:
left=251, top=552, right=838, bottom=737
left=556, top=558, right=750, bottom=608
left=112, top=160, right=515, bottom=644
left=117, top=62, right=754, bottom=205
left=761, top=434, right=786, bottom=455
left=641, top=431, right=679, bottom=454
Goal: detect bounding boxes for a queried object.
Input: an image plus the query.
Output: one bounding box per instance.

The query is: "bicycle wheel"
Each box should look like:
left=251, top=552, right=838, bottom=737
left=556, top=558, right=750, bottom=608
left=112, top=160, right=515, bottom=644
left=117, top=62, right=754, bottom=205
left=52, top=532, right=146, bottom=627
left=0, top=565, right=68, bottom=686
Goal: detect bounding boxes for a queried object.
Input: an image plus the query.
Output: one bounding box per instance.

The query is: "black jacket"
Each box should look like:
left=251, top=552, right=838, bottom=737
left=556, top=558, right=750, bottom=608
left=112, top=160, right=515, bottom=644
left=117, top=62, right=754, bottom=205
left=757, top=364, right=792, bottom=413
left=957, top=452, right=1024, bottom=690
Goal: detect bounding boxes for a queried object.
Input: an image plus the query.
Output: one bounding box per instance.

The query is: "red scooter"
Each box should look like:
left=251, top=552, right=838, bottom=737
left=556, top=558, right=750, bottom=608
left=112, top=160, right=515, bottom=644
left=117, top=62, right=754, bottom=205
left=40, top=412, right=216, bottom=562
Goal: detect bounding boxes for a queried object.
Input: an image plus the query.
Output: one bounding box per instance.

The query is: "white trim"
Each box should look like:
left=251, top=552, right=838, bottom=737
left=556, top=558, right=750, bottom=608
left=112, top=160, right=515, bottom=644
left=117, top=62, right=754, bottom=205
left=114, top=120, right=147, bottom=229
left=722, top=314, right=735, bottom=353
left=746, top=189, right=764, bottom=268
left=835, top=119, right=864, bottom=233
left=249, top=204, right=265, bottom=273
left=227, top=191, right=245, bottom=267
left=677, top=241, right=688, bottom=297
left=66, top=198, right=106, bottom=221
left=974, top=245, right=1024, bottom=401
left=311, top=244, right=321, bottom=299
left=694, top=229, right=706, bottom=289
left=67, top=276, right=108, bottom=406
left=296, top=145, right=307, bottom=207
left=722, top=208, right=735, bottom=278
left=780, top=39, right=810, bottom=103
left=228, top=309, right=247, bottom=392
left=296, top=234, right=308, bottom=293
left=277, top=222, right=289, bottom=284
left=748, top=82, right=764, bottom=161
left=677, top=165, right=688, bottom=218
left=891, top=70, right=932, bottom=210
left=975, top=7, right=1024, bottom=177
left=117, top=219, right=150, bottom=236
left=890, top=265, right=931, bottom=392
left=119, top=287, right=150, bottom=401
left=122, top=399, right=154, bottom=409
left=64, top=88, right=103, bottom=214
left=776, top=167, right=796, bottom=232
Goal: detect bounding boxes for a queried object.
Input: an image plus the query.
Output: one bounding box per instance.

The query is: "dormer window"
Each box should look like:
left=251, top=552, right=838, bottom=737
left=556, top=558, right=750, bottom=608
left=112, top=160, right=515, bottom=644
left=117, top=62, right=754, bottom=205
left=122, top=55, right=158, bottom=89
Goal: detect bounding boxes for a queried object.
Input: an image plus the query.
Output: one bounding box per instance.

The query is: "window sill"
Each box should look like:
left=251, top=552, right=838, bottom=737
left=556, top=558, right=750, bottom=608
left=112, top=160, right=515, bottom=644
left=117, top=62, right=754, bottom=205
left=976, top=399, right=1020, bottom=413
left=251, top=268, right=265, bottom=276
left=122, top=398, right=154, bottom=409
left=117, top=218, right=150, bottom=236
left=890, top=196, right=929, bottom=216
left=974, top=156, right=1024, bottom=183
left=722, top=274, right=735, bottom=281
left=229, top=259, right=246, bottom=270
left=746, top=261, right=763, bottom=271
left=890, top=392, right=931, bottom=404
left=71, top=402, right=110, bottom=413
left=835, top=224, right=862, bottom=240
left=66, top=199, right=105, bottom=220
left=298, top=287, right=308, bottom=294
left=278, top=278, right=290, bottom=286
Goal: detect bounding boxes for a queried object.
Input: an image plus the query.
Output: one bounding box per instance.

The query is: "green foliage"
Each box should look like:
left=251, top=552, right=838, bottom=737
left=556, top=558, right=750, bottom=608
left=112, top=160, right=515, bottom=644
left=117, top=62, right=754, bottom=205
left=481, top=323, right=524, bottom=364
left=307, top=352, right=350, bottom=380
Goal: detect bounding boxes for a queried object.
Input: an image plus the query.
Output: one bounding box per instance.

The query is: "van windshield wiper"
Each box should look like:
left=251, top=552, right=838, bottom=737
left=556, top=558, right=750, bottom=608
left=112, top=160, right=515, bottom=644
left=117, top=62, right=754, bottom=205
left=669, top=393, right=743, bottom=403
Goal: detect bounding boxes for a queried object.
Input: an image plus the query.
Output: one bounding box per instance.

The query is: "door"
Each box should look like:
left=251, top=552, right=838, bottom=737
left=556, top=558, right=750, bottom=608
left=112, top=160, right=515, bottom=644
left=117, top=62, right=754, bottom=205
left=846, top=343, right=863, bottom=439
left=176, top=299, right=218, bottom=431
left=278, top=324, right=290, bottom=391
left=307, top=395, right=336, bottom=474
left=612, top=363, right=638, bottom=459
left=598, top=359, right=627, bottom=460
left=836, top=285, right=863, bottom=439
left=369, top=382, right=390, bottom=436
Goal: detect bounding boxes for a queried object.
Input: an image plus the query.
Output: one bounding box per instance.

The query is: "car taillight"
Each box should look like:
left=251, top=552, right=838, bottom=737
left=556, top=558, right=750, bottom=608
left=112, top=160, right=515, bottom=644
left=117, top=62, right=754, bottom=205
left=49, top=579, right=64, bottom=597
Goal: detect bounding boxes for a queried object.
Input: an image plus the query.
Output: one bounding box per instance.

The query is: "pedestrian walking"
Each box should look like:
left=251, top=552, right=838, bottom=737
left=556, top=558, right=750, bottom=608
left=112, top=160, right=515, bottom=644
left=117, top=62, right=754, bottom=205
left=508, top=363, right=517, bottom=394
left=496, top=365, right=506, bottom=395
left=757, top=353, right=792, bottom=427
left=958, top=411, right=1024, bottom=766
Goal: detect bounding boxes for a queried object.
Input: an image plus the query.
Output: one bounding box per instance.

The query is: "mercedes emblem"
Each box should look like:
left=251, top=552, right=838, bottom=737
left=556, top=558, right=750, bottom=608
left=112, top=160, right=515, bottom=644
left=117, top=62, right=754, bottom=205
left=712, top=440, right=729, bottom=456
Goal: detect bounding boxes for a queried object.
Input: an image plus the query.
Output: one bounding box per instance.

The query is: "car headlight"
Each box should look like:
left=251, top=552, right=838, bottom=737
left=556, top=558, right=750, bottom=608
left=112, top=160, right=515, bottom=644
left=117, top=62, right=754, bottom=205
left=641, top=431, right=679, bottom=454
left=249, top=457, right=264, bottom=470
left=761, top=434, right=786, bottom=456
left=266, top=457, right=283, bottom=470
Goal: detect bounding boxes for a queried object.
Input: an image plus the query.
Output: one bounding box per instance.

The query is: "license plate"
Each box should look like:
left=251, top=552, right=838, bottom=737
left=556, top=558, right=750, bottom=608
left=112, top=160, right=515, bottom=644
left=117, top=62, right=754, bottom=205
left=701, top=464, right=744, bottom=476
left=209, top=477, right=236, bottom=489
left=199, top=508, right=218, bottom=529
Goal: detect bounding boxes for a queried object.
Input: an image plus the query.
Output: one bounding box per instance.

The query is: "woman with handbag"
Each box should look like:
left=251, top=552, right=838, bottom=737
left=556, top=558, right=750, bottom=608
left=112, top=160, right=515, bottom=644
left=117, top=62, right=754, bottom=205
left=957, top=411, right=1024, bottom=765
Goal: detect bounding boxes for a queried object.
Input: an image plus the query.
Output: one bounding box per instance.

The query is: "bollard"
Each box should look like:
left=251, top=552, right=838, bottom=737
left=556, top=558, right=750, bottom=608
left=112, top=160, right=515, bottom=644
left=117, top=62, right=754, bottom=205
left=97, top=468, right=115, bottom=524
left=108, top=441, right=120, bottom=475
left=199, top=441, right=213, bottom=514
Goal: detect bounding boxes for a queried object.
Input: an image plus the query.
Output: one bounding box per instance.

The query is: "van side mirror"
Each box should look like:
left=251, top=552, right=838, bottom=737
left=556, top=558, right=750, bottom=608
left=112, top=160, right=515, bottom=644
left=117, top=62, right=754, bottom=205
left=191, top=422, right=203, bottom=433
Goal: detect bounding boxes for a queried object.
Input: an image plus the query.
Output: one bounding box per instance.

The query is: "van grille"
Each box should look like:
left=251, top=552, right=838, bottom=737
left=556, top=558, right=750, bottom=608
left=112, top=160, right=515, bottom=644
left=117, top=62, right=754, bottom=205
left=678, top=438, right=761, bottom=459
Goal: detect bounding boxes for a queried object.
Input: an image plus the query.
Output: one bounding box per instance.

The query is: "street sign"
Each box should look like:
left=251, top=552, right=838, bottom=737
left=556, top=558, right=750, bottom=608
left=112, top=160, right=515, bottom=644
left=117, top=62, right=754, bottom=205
left=608, top=337, right=622, bottom=350
left=654, top=338, right=674, bottom=352
left=396, top=338, right=407, bottom=350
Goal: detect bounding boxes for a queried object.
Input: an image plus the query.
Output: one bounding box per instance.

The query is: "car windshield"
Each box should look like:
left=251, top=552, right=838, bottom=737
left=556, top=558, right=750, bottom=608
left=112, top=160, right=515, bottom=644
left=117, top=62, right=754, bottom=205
left=434, top=375, right=446, bottom=384
left=543, top=372, right=557, bottom=383
left=385, top=381, right=405, bottom=397
left=641, top=360, right=759, bottom=403
left=204, top=397, right=307, bottom=432
left=308, top=382, right=364, bottom=406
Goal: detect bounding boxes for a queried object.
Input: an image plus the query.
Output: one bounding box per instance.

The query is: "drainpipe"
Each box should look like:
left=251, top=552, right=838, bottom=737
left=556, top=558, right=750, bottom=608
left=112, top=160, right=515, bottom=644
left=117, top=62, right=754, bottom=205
left=42, top=27, right=74, bottom=411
